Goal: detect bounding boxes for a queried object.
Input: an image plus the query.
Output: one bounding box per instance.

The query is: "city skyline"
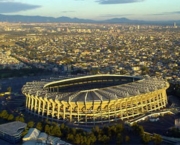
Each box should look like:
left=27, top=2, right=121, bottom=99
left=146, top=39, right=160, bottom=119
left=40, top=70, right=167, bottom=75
left=0, top=0, right=180, bottom=21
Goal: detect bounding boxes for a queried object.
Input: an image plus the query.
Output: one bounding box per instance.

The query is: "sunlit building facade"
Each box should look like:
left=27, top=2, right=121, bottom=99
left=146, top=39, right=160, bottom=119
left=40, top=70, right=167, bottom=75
left=22, top=75, right=169, bottom=124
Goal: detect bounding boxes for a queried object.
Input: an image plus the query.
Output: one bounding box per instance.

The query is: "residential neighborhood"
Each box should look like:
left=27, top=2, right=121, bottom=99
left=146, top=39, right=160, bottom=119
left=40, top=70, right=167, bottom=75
left=0, top=22, right=180, bottom=145
left=0, top=22, right=179, bottom=83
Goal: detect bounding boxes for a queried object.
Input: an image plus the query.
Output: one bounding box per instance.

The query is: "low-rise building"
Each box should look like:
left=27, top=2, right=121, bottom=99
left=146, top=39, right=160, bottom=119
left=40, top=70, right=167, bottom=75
left=0, top=121, right=27, bottom=144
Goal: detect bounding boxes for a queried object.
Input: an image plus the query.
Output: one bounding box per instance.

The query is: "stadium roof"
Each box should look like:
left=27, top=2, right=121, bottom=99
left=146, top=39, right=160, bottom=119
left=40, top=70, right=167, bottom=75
left=22, top=75, right=168, bottom=103
left=43, top=74, right=141, bottom=88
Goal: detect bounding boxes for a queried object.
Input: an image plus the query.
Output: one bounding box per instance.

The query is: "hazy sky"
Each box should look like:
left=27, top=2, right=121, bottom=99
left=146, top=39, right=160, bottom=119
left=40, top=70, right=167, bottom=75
left=0, top=0, right=180, bottom=21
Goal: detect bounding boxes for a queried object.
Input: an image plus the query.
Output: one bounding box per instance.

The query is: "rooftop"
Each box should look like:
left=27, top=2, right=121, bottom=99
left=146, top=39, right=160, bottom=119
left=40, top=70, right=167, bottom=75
left=0, top=121, right=27, bottom=136
left=22, top=75, right=169, bottom=102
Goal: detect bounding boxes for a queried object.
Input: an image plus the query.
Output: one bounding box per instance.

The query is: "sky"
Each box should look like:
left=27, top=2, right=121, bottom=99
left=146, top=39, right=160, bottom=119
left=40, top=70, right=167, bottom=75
left=0, top=0, right=180, bottom=21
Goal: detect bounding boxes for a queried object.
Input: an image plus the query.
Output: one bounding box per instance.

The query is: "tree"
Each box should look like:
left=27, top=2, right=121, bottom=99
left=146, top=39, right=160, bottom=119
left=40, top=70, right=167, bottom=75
left=141, top=66, right=149, bottom=75
left=70, top=128, right=76, bottom=135
left=102, top=126, right=110, bottom=136
left=89, top=133, right=96, bottom=143
left=86, top=138, right=91, bottom=145
left=80, top=135, right=85, bottom=145
left=116, top=123, right=124, bottom=133
left=141, top=133, right=151, bottom=144
left=132, top=123, right=144, bottom=135
left=51, top=124, right=62, bottom=137
left=36, top=122, right=43, bottom=131
left=139, top=126, right=145, bottom=135
left=120, top=69, right=127, bottom=75
left=60, top=123, right=68, bottom=138
left=45, top=124, right=50, bottom=134
left=92, top=126, right=101, bottom=136
left=116, top=133, right=123, bottom=144
left=27, top=121, right=35, bottom=128
left=153, top=134, right=162, bottom=145
left=21, top=127, right=29, bottom=137
left=7, top=114, right=14, bottom=121
left=125, top=135, right=130, bottom=143
left=100, top=134, right=110, bottom=144
left=90, top=68, right=99, bottom=75
left=67, top=133, right=74, bottom=142
left=74, top=134, right=81, bottom=145
left=7, top=87, right=12, bottom=92
left=0, top=110, right=9, bottom=119
left=15, top=116, right=25, bottom=122
left=45, top=118, right=50, bottom=124
left=60, top=123, right=65, bottom=130
left=172, top=66, right=178, bottom=72
left=109, top=125, right=117, bottom=136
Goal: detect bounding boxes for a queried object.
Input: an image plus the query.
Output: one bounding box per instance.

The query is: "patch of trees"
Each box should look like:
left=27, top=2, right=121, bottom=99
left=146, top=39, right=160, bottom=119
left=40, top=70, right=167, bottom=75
left=22, top=120, right=127, bottom=145
left=91, top=124, right=130, bottom=145
left=15, top=41, right=29, bottom=48
left=167, top=127, right=180, bottom=138
left=141, top=66, right=150, bottom=75
left=0, top=110, right=15, bottom=121
left=0, top=110, right=26, bottom=123
left=0, top=109, right=163, bottom=145
left=132, top=123, right=162, bottom=145
left=120, top=69, right=127, bottom=75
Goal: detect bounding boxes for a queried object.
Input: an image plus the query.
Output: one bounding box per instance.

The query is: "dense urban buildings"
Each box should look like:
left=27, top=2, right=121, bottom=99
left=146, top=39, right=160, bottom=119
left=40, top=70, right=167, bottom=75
left=0, top=22, right=180, bottom=144
left=0, top=23, right=180, bottom=83
left=22, top=74, right=169, bottom=124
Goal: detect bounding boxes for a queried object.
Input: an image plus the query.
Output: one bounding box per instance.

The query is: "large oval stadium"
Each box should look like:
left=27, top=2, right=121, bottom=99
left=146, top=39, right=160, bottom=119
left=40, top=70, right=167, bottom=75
left=22, top=74, right=169, bottom=124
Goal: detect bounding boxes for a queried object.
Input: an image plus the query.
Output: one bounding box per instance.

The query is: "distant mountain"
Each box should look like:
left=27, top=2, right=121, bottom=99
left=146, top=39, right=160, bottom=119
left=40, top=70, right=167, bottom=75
left=0, top=14, right=179, bottom=25
left=102, top=17, right=145, bottom=24
left=102, top=17, right=180, bottom=25
left=0, top=14, right=96, bottom=23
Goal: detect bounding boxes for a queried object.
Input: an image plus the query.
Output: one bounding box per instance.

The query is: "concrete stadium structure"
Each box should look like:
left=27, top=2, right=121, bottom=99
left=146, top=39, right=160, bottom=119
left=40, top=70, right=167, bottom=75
left=22, top=75, right=169, bottom=124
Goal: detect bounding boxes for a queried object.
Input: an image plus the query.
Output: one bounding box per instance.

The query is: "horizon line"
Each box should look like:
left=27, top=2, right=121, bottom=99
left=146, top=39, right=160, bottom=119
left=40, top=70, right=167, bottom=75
left=0, top=13, right=179, bottom=23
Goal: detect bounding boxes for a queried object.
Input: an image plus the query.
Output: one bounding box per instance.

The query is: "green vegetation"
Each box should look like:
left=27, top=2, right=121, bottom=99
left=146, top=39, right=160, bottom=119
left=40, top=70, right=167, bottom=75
left=0, top=110, right=25, bottom=122
left=132, top=122, right=162, bottom=145
left=141, top=133, right=152, bottom=144
left=7, top=114, right=14, bottom=121
left=7, top=87, right=12, bottom=93
left=141, top=65, right=149, bottom=75
left=120, top=69, right=127, bottom=75
left=21, top=127, right=29, bottom=137
left=27, top=121, right=35, bottom=128
left=0, top=110, right=9, bottom=119
left=36, top=122, right=43, bottom=131
left=0, top=109, right=163, bottom=145
left=15, top=116, right=25, bottom=122
left=153, top=134, right=162, bottom=145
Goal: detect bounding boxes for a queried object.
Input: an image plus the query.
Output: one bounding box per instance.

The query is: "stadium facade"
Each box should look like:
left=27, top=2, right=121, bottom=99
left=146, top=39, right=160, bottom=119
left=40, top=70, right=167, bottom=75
left=22, top=75, right=169, bottom=124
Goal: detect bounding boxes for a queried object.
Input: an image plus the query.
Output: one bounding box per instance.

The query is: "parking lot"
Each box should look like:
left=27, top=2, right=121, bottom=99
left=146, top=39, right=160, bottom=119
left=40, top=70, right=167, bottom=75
left=139, top=95, right=180, bottom=135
